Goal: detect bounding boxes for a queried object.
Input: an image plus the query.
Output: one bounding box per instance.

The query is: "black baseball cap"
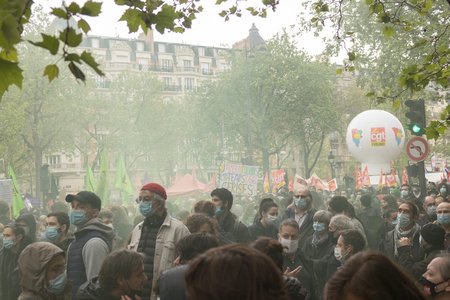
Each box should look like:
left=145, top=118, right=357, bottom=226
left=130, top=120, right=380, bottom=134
left=65, top=191, right=101, bottom=210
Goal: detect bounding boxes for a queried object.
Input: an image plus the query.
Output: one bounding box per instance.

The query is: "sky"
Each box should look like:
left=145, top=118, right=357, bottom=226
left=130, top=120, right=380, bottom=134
left=38, top=0, right=329, bottom=57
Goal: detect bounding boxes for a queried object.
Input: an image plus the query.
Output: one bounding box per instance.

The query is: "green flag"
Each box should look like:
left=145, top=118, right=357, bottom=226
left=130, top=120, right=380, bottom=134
left=114, top=156, right=134, bottom=204
left=96, top=151, right=109, bottom=205
left=84, top=164, right=97, bottom=192
left=8, top=166, right=24, bottom=218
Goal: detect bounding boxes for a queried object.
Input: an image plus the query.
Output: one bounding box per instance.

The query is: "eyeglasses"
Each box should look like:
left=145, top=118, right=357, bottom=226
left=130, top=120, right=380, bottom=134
left=135, top=196, right=152, bottom=204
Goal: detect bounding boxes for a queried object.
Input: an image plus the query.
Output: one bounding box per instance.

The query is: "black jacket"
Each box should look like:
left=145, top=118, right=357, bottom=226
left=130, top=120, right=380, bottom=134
left=77, top=277, right=120, bottom=300
left=0, top=248, right=21, bottom=300
left=248, top=220, right=278, bottom=241
left=157, top=265, right=188, bottom=300
left=217, top=211, right=251, bottom=244
left=397, top=245, right=444, bottom=280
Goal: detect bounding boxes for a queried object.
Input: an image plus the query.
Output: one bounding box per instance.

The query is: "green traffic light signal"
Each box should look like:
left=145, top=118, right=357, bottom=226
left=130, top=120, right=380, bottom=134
left=412, top=124, right=422, bottom=134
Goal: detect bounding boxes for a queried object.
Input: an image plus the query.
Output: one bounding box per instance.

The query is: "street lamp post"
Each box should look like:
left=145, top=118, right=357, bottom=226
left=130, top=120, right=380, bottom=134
left=328, top=151, right=336, bottom=179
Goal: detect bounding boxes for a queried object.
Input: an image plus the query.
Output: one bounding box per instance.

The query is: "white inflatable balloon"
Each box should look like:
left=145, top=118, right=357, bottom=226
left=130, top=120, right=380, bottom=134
left=346, top=110, right=405, bottom=175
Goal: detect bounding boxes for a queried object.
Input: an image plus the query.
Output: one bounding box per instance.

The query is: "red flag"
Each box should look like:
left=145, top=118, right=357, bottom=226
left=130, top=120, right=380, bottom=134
left=402, top=167, right=408, bottom=185
left=363, top=165, right=370, bottom=187
left=355, top=167, right=363, bottom=190
left=288, top=176, right=294, bottom=192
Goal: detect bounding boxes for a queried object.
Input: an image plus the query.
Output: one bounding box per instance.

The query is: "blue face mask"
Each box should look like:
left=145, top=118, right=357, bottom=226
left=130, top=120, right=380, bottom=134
left=397, top=212, right=411, bottom=229
left=3, top=238, right=14, bottom=249
left=294, top=197, right=308, bottom=209
left=45, top=227, right=61, bottom=241
left=426, top=205, right=437, bottom=217
left=437, top=213, right=450, bottom=225
left=139, top=201, right=152, bottom=217
left=215, top=206, right=223, bottom=217
left=440, top=188, right=447, bottom=196
left=47, top=271, right=67, bottom=294
left=70, top=210, right=87, bottom=226
left=313, top=222, right=325, bottom=232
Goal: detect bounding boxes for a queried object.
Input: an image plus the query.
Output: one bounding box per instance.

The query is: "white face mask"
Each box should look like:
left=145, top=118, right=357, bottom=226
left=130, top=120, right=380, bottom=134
left=280, top=237, right=299, bottom=254
left=265, top=215, right=277, bottom=225
left=334, top=246, right=343, bottom=261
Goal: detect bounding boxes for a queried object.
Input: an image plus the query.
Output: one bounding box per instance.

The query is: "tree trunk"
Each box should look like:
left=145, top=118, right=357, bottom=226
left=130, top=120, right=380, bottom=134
left=262, top=148, right=270, bottom=186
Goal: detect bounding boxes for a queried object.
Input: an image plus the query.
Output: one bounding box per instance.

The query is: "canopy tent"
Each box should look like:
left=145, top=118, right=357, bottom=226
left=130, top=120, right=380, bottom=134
left=166, top=173, right=208, bottom=197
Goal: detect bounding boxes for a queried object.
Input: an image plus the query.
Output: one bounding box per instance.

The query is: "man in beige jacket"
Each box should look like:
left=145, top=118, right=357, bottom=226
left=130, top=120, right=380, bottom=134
left=128, top=183, right=190, bottom=300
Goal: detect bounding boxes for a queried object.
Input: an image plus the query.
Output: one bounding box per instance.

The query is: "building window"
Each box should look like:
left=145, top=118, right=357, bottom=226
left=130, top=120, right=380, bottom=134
left=48, top=155, right=61, bottom=165
left=161, top=59, right=172, bottom=71
left=183, top=60, right=191, bottom=67
left=158, top=44, right=166, bottom=52
left=163, top=77, right=172, bottom=87
left=201, top=62, right=211, bottom=75
left=136, top=42, right=144, bottom=51
left=185, top=78, right=194, bottom=91
left=198, top=47, right=205, bottom=56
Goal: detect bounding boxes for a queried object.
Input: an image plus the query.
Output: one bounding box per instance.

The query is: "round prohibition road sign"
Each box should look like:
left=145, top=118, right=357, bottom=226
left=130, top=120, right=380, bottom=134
left=405, top=136, right=429, bottom=162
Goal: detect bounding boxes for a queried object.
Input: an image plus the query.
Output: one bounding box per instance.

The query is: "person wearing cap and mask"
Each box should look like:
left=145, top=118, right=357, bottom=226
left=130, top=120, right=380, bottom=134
left=65, top=191, right=114, bottom=298
left=279, top=219, right=314, bottom=299
left=210, top=187, right=251, bottom=244
left=398, top=223, right=445, bottom=280
left=18, top=242, right=70, bottom=300
left=127, top=183, right=190, bottom=300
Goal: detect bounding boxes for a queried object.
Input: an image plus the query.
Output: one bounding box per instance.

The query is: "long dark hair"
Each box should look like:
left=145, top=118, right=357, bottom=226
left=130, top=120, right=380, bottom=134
left=325, top=251, right=425, bottom=300
left=186, top=244, right=288, bottom=300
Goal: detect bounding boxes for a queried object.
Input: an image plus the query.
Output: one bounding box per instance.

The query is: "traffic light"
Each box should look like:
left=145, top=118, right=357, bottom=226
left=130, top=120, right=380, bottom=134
left=405, top=99, right=426, bottom=136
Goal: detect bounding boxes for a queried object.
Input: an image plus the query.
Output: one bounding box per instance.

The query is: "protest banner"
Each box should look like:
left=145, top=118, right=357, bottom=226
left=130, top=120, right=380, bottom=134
left=218, top=163, right=259, bottom=196
left=271, top=169, right=286, bottom=193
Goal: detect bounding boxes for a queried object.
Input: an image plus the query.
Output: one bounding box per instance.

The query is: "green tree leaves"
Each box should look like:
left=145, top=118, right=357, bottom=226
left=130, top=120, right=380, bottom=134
left=0, top=59, right=23, bottom=98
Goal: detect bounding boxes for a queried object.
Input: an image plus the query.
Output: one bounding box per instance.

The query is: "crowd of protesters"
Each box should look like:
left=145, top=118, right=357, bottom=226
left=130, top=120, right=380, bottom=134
left=0, top=178, right=449, bottom=300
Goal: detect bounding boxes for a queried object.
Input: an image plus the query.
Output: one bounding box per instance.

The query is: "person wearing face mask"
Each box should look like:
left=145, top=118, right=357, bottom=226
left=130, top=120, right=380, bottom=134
left=420, top=255, right=450, bottom=299
left=398, top=223, right=445, bottom=280
left=18, top=242, right=70, bottom=300
left=400, top=184, right=412, bottom=200
left=438, top=182, right=449, bottom=201
left=127, top=183, right=190, bottom=300
left=45, top=212, right=73, bottom=253
left=437, top=202, right=450, bottom=251
left=411, top=183, right=425, bottom=207
left=380, top=201, right=423, bottom=262
left=418, top=196, right=438, bottom=226
left=210, top=188, right=251, bottom=244
left=281, top=188, right=316, bottom=248
left=334, top=229, right=366, bottom=265
left=0, top=224, right=30, bottom=300
left=65, top=191, right=114, bottom=299
left=248, top=200, right=279, bottom=241
left=302, top=210, right=333, bottom=300
left=16, top=212, right=37, bottom=243
left=279, top=219, right=314, bottom=300
left=78, top=249, right=148, bottom=300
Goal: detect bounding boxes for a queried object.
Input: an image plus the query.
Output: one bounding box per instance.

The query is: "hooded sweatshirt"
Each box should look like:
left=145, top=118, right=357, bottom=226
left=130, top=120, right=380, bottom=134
left=18, top=242, right=71, bottom=300
left=67, top=217, right=114, bottom=298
